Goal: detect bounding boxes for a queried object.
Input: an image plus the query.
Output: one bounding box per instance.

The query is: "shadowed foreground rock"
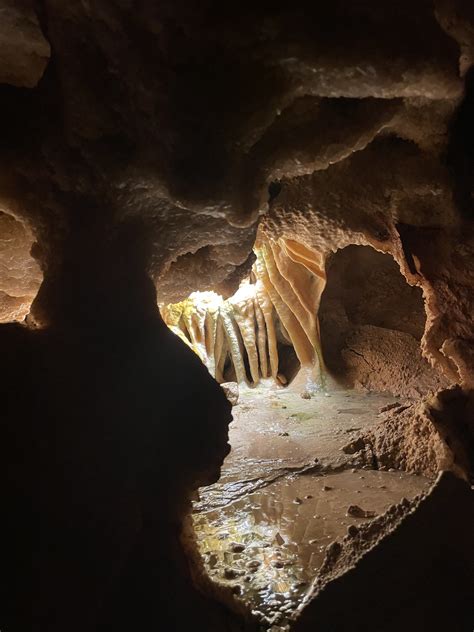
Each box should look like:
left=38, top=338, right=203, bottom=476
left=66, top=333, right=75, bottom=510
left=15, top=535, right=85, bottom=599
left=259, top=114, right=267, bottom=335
left=293, top=472, right=474, bottom=632
left=0, top=225, right=247, bottom=632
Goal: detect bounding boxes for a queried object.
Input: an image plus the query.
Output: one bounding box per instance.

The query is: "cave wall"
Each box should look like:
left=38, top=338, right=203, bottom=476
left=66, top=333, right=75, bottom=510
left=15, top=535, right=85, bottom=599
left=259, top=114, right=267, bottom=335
left=0, top=220, right=248, bottom=631
left=0, top=2, right=472, bottom=391
left=319, top=245, right=449, bottom=397
left=0, top=1, right=473, bottom=631
left=0, top=210, right=42, bottom=321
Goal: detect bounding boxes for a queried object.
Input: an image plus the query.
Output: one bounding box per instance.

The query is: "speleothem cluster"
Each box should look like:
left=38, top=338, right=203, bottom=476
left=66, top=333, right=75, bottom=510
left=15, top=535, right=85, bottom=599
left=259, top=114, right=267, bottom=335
left=161, top=234, right=325, bottom=389
left=0, top=1, right=473, bottom=631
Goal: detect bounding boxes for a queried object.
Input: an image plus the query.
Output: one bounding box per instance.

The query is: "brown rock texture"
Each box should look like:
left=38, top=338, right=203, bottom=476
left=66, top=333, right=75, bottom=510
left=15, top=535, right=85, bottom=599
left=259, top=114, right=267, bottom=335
left=320, top=246, right=449, bottom=397
left=293, top=472, right=474, bottom=632
left=0, top=1, right=472, bottom=631
left=0, top=210, right=42, bottom=322
left=0, top=0, right=50, bottom=87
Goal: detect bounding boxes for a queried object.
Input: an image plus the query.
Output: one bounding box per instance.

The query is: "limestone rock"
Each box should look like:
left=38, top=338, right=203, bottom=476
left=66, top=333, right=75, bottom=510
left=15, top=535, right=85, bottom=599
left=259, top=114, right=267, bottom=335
left=348, top=387, right=472, bottom=479
left=346, top=505, right=377, bottom=519
left=0, top=211, right=42, bottom=322
left=221, top=382, right=239, bottom=406
left=294, top=472, right=474, bottom=632
left=0, top=0, right=50, bottom=87
left=0, top=2, right=472, bottom=630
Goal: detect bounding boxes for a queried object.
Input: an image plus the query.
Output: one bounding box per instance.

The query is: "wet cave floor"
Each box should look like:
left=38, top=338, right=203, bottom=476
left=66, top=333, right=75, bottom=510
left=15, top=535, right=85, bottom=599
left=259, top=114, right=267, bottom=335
left=192, top=385, right=431, bottom=629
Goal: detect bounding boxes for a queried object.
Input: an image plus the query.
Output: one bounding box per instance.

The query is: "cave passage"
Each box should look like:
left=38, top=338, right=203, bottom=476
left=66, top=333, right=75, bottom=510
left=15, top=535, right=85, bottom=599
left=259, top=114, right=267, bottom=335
left=1, top=4, right=473, bottom=630
left=160, top=234, right=326, bottom=395
left=163, top=242, right=441, bottom=628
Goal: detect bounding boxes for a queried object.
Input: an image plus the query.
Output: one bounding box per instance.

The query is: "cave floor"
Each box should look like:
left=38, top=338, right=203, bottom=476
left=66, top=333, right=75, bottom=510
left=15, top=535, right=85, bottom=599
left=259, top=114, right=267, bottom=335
left=192, top=385, right=431, bottom=629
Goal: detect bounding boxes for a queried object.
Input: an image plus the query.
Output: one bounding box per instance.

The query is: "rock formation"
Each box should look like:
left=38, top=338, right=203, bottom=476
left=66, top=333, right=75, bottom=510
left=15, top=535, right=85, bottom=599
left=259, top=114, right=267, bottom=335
left=0, top=1, right=473, bottom=631
left=161, top=233, right=326, bottom=390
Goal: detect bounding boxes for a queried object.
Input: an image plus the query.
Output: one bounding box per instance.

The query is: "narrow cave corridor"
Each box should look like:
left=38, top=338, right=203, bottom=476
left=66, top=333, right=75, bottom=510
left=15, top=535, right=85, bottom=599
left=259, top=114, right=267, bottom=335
left=161, top=240, right=449, bottom=627
left=192, top=388, right=432, bottom=627
left=1, top=3, right=474, bottom=632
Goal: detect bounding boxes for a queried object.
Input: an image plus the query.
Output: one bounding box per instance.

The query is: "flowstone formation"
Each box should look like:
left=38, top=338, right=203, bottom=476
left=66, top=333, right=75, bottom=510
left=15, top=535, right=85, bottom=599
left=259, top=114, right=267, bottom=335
left=161, top=235, right=326, bottom=391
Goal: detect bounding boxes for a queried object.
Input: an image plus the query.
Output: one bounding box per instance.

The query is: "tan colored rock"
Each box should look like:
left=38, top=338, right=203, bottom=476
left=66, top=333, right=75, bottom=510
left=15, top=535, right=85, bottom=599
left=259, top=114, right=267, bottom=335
left=0, top=211, right=42, bottom=322
left=220, top=382, right=239, bottom=406
left=348, top=387, right=472, bottom=479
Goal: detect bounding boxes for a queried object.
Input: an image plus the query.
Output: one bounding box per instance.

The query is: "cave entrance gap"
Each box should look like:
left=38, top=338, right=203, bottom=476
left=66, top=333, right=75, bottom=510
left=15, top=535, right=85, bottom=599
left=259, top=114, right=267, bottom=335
left=163, top=242, right=436, bottom=627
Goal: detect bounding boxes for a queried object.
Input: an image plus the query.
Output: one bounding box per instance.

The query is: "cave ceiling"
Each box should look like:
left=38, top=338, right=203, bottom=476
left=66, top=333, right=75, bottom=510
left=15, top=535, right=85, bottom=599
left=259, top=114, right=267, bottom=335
left=0, top=0, right=473, bottom=323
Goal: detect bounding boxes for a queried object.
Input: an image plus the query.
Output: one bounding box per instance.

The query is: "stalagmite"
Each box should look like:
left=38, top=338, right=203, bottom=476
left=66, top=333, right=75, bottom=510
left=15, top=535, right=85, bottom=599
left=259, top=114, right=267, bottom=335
left=219, top=301, right=248, bottom=384
left=229, top=282, right=260, bottom=384
left=254, top=297, right=269, bottom=379
left=160, top=236, right=327, bottom=390
left=213, top=318, right=227, bottom=383
left=255, top=279, right=279, bottom=380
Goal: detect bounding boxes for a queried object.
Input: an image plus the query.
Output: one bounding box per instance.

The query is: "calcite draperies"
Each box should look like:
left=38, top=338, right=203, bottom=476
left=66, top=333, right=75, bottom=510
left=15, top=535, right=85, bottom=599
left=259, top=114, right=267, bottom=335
left=160, top=237, right=327, bottom=389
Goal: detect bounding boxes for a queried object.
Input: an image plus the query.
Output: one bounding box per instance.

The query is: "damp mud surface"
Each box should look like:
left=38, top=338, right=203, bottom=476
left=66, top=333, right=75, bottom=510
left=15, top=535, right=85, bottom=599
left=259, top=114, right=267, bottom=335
left=192, top=386, right=431, bottom=627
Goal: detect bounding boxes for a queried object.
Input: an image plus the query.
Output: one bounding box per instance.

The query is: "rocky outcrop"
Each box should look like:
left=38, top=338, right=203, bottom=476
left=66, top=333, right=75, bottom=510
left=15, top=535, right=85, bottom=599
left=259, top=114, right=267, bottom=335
left=0, top=227, right=242, bottom=631
left=292, top=472, right=474, bottom=632
left=220, top=382, right=239, bottom=406
left=0, top=210, right=42, bottom=322
left=0, top=0, right=50, bottom=87
left=345, top=387, right=473, bottom=479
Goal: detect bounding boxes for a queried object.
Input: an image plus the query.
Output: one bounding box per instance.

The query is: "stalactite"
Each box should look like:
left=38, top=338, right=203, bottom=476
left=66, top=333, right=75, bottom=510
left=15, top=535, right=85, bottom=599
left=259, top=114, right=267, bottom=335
left=181, top=298, right=208, bottom=366
left=160, top=302, right=195, bottom=351
left=213, top=317, right=227, bottom=383
left=255, top=279, right=279, bottom=380
left=229, top=283, right=260, bottom=384
left=219, top=301, right=248, bottom=384
left=254, top=297, right=269, bottom=379
left=277, top=238, right=327, bottom=381
left=160, top=236, right=327, bottom=391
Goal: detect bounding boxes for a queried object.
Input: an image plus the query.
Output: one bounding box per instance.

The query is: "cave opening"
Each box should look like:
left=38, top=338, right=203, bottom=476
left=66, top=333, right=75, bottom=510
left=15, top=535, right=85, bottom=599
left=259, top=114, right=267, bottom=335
left=161, top=240, right=442, bottom=629
left=160, top=234, right=326, bottom=393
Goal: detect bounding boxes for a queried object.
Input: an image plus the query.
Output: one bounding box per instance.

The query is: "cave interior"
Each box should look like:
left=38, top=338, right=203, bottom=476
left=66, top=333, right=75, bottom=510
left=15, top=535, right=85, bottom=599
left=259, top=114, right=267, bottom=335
left=0, top=2, right=474, bottom=632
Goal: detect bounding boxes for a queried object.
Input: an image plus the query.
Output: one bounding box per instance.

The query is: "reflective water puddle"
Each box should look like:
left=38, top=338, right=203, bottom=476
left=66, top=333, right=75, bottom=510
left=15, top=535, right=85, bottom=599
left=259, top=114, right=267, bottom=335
left=193, top=469, right=430, bottom=628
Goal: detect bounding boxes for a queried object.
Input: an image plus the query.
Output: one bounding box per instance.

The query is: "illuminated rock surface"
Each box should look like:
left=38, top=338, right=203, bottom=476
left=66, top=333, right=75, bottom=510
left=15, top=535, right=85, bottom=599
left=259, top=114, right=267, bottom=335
left=161, top=236, right=326, bottom=390
left=0, top=210, right=42, bottom=322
